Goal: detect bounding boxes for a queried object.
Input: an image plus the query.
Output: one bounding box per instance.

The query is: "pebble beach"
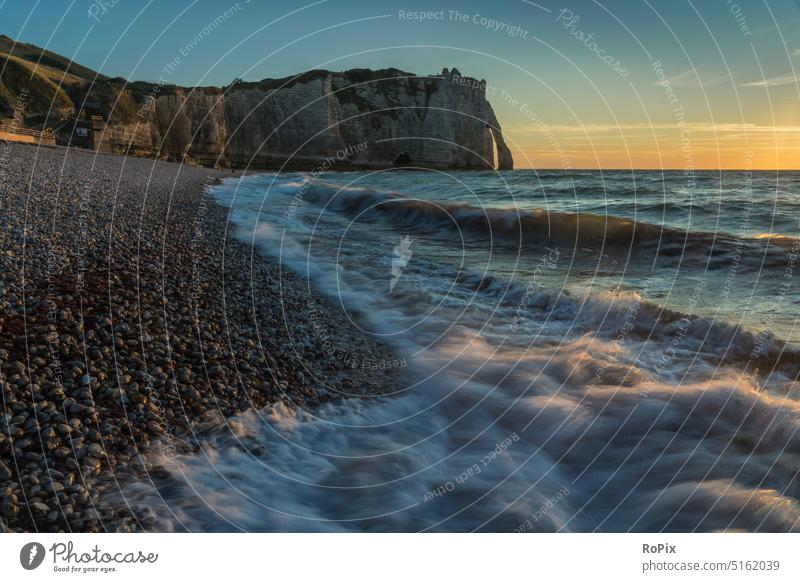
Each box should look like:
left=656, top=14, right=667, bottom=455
left=0, top=143, right=395, bottom=532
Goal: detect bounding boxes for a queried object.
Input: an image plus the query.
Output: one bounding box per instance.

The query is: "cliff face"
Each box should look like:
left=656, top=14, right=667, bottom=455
left=101, top=68, right=513, bottom=170
left=0, top=35, right=514, bottom=170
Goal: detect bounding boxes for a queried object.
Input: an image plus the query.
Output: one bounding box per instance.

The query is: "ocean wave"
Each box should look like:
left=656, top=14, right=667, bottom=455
left=455, top=273, right=800, bottom=378
left=111, top=321, right=800, bottom=532
left=111, top=173, right=800, bottom=533
left=297, top=182, right=800, bottom=256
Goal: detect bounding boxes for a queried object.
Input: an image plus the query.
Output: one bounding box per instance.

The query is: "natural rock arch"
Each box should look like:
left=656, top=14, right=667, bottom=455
left=393, top=152, right=413, bottom=167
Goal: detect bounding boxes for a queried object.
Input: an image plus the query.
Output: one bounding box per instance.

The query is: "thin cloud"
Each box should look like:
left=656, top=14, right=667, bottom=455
left=652, top=67, right=731, bottom=88
left=741, top=73, right=798, bottom=87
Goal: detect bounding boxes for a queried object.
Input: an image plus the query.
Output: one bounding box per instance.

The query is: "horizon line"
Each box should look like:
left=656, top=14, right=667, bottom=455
left=506, top=167, right=797, bottom=172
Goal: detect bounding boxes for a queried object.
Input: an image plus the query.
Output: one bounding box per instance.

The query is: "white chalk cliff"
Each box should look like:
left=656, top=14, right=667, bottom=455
left=106, top=67, right=514, bottom=170
left=0, top=36, right=514, bottom=171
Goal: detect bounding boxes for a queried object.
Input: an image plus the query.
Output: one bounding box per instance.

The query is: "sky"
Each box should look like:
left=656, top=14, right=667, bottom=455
left=1, top=0, right=799, bottom=169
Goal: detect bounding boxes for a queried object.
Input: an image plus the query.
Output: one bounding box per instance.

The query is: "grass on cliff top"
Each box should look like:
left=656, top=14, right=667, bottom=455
left=0, top=34, right=105, bottom=82
left=236, top=67, right=417, bottom=92
left=0, top=54, right=75, bottom=119
left=229, top=67, right=437, bottom=120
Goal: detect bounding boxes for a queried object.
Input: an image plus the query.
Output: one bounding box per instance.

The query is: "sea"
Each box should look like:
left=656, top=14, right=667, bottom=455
left=123, top=169, right=800, bottom=532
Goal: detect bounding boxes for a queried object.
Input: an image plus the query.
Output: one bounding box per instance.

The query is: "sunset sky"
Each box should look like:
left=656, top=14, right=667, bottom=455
left=3, top=0, right=798, bottom=169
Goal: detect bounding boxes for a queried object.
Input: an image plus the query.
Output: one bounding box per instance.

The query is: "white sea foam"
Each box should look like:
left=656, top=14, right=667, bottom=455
left=115, top=173, right=800, bottom=532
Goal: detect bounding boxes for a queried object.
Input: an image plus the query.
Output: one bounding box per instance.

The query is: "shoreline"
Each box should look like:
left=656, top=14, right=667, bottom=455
left=0, top=143, right=396, bottom=533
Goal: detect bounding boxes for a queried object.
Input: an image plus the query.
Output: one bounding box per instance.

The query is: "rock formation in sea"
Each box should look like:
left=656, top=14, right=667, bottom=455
left=0, top=36, right=514, bottom=170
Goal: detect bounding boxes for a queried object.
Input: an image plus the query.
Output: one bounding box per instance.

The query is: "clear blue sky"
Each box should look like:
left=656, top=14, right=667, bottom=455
left=2, top=0, right=799, bottom=168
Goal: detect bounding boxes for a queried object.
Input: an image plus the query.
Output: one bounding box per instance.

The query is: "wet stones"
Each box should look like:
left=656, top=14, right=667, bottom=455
left=0, top=143, right=398, bottom=532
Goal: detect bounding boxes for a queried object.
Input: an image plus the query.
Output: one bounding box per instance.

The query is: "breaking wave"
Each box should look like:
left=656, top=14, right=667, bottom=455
left=108, top=171, right=800, bottom=532
left=298, top=182, right=800, bottom=258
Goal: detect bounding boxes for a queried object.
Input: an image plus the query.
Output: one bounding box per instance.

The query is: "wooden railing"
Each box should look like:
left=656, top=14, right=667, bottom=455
left=0, top=123, right=56, bottom=144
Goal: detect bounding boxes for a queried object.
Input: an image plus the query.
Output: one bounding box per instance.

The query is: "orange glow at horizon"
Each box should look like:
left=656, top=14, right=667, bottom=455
left=503, top=123, right=800, bottom=170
